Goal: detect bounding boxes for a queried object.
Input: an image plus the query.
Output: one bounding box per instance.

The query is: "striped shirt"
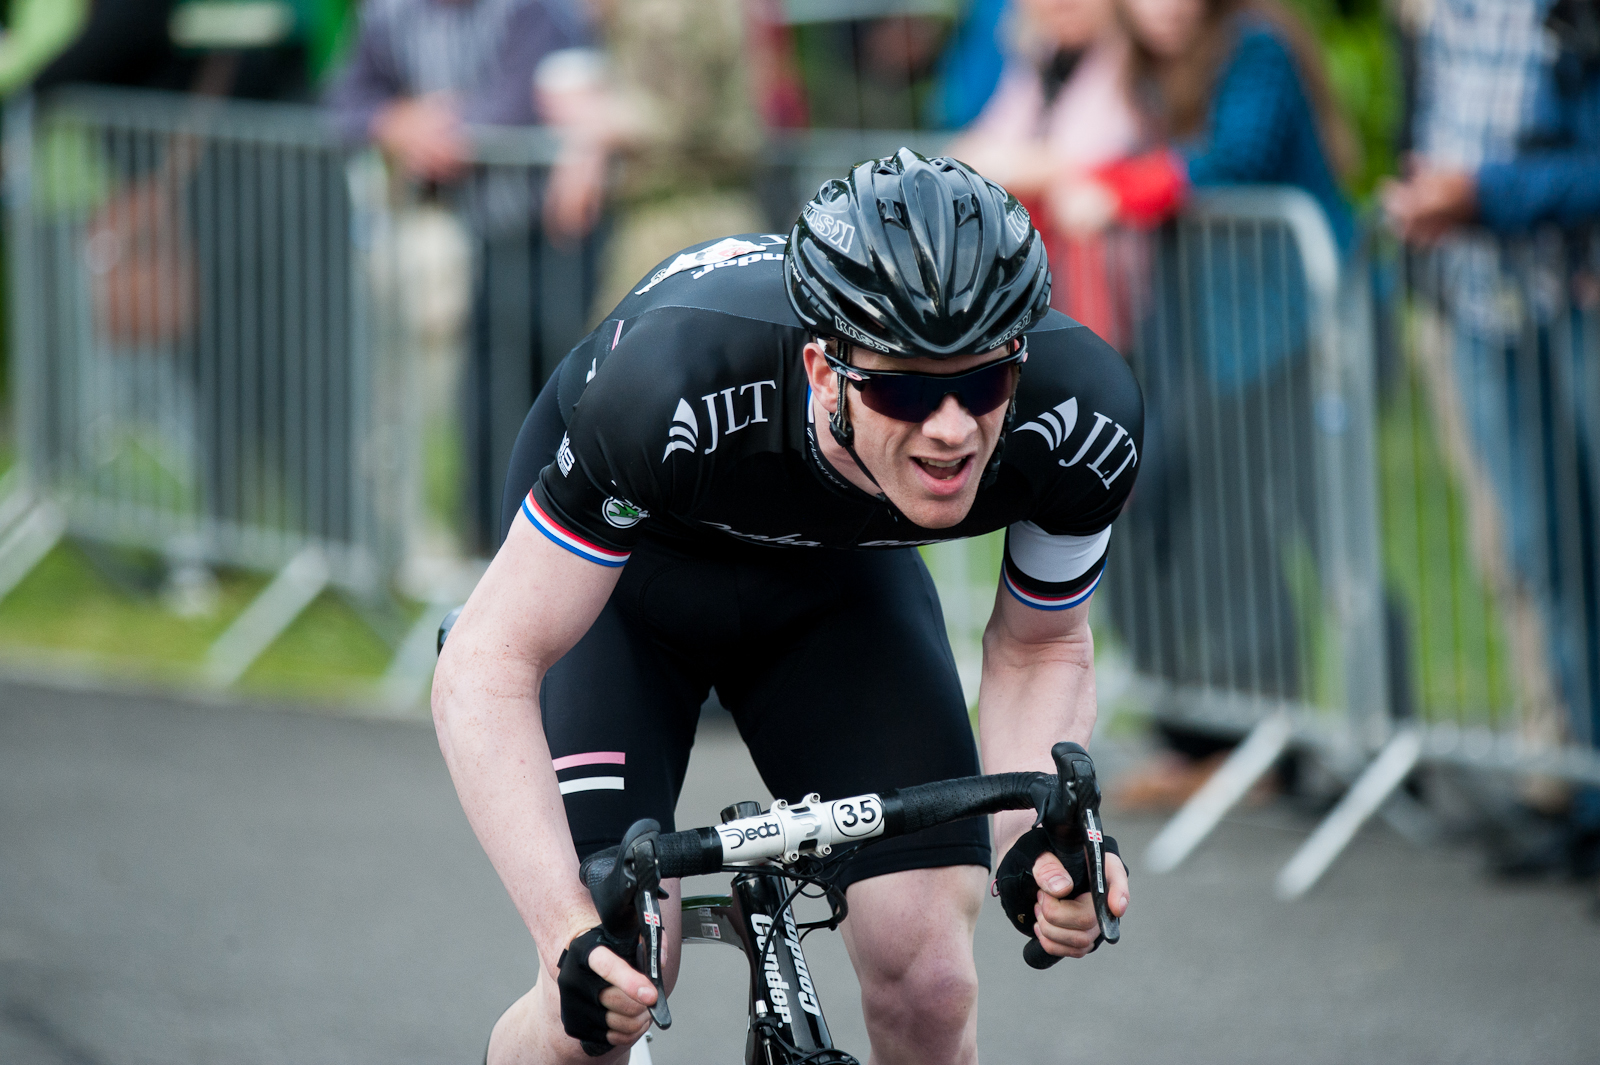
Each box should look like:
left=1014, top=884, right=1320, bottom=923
left=326, top=0, right=587, bottom=141
left=1413, top=0, right=1553, bottom=167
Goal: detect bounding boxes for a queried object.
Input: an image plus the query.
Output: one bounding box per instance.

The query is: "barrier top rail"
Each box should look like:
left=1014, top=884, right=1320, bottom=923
left=35, top=85, right=346, bottom=148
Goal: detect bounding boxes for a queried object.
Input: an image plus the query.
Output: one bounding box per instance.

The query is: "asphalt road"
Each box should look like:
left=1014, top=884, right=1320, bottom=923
left=2, top=681, right=1597, bottom=1065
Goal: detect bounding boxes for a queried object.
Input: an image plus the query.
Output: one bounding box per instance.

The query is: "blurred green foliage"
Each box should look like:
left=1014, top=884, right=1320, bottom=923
left=1280, top=0, right=1402, bottom=199
left=1378, top=350, right=1517, bottom=726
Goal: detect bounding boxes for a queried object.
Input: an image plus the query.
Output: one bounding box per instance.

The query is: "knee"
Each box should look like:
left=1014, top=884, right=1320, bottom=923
left=859, top=951, right=979, bottom=1041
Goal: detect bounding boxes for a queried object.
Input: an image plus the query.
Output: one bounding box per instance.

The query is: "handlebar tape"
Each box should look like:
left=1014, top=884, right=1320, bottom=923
left=579, top=827, right=724, bottom=887
left=880, top=772, right=1053, bottom=836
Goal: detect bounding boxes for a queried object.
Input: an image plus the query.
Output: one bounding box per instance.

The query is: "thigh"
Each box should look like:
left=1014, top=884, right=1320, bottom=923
left=725, top=549, right=989, bottom=891
left=541, top=562, right=710, bottom=859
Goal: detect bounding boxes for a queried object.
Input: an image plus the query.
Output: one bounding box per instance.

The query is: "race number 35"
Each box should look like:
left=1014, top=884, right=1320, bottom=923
left=831, top=796, right=882, bottom=838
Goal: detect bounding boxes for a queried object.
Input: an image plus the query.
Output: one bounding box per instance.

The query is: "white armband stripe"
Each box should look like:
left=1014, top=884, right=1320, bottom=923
left=1006, top=521, right=1112, bottom=584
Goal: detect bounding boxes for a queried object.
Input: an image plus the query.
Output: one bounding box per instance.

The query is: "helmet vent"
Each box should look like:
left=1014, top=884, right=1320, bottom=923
left=953, top=193, right=979, bottom=226
left=878, top=198, right=909, bottom=228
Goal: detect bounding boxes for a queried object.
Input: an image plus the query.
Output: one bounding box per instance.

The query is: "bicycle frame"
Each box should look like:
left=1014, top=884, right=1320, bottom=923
left=681, top=870, right=850, bottom=1065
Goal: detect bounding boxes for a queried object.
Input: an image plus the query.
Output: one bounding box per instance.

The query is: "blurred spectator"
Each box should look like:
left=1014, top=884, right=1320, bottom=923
left=328, top=0, right=584, bottom=177
left=1098, top=0, right=1358, bottom=809
left=541, top=0, right=763, bottom=320
left=1066, top=0, right=1357, bottom=249
left=1383, top=0, right=1600, bottom=879
left=930, top=0, right=1011, bottom=129
left=747, top=0, right=809, bottom=131
left=947, top=0, right=1141, bottom=343
left=792, top=15, right=950, bottom=130
left=327, top=0, right=590, bottom=554
left=1385, top=0, right=1600, bottom=239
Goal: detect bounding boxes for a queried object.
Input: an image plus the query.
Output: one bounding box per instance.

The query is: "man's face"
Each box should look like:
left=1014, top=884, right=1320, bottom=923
left=804, top=342, right=1018, bottom=529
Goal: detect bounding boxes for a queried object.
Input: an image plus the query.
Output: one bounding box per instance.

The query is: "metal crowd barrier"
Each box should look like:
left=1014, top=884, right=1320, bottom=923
left=1072, top=196, right=1600, bottom=896
left=7, top=85, right=1596, bottom=883
left=3, top=86, right=410, bottom=684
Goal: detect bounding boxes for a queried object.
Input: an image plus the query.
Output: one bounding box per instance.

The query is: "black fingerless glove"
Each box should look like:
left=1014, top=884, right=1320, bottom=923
left=558, top=925, right=634, bottom=1057
left=995, top=826, right=1121, bottom=945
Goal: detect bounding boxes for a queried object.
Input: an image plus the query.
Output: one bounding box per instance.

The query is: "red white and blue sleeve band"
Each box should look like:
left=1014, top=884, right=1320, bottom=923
left=521, top=491, right=631, bottom=568
left=1001, top=521, right=1111, bottom=611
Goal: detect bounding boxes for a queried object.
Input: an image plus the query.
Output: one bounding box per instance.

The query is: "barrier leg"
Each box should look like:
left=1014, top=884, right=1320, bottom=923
left=378, top=598, right=460, bottom=712
left=1275, top=729, right=1422, bottom=899
left=0, top=502, right=66, bottom=607
left=1145, top=712, right=1294, bottom=873
left=204, top=547, right=330, bottom=687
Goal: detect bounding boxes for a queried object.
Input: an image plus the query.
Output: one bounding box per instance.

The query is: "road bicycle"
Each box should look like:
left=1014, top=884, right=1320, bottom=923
left=580, top=741, right=1121, bottom=1064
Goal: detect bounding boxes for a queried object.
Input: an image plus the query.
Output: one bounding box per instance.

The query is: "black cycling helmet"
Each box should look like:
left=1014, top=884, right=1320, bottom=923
left=785, top=147, right=1051, bottom=359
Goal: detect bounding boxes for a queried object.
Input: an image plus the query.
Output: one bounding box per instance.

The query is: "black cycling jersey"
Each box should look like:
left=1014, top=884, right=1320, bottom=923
left=523, top=234, right=1144, bottom=610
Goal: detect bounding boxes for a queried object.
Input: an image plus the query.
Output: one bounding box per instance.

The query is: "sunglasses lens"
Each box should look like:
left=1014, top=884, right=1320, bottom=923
left=853, top=360, right=1017, bottom=422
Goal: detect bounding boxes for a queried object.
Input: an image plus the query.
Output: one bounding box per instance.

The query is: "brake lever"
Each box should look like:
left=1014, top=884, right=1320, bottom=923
left=636, top=865, right=671, bottom=1029
left=1055, top=742, right=1119, bottom=947
left=1024, top=741, right=1120, bottom=969
left=588, top=819, right=674, bottom=1029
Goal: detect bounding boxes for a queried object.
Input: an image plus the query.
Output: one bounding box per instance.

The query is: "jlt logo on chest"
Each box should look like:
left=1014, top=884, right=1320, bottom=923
left=664, top=379, right=778, bottom=460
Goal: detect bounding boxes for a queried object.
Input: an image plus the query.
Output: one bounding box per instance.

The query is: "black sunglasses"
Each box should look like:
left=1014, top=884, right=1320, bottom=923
left=823, top=338, right=1027, bottom=423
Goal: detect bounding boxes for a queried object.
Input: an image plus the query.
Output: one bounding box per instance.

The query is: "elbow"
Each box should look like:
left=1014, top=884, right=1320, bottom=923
left=431, top=639, right=478, bottom=748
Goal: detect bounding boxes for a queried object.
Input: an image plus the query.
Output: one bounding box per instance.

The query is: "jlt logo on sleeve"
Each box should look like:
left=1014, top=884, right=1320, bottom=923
left=662, top=380, right=778, bottom=460
left=1016, top=397, right=1138, bottom=489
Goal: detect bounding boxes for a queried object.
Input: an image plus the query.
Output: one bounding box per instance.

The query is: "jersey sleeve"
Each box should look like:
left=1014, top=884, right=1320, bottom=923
left=523, top=312, right=697, bottom=566
left=1001, top=521, right=1111, bottom=611
left=1003, top=318, right=1144, bottom=609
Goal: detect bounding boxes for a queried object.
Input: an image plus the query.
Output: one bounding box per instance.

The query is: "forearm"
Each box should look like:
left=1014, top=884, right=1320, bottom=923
left=433, top=647, right=595, bottom=966
left=1476, top=156, right=1600, bottom=232
left=977, top=615, right=1097, bottom=857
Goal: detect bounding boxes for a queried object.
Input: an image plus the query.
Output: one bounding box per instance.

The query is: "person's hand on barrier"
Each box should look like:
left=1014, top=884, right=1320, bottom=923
left=1049, top=178, right=1118, bottom=236
left=544, top=140, right=607, bottom=243
left=1382, top=156, right=1478, bottom=244
left=1031, top=848, right=1129, bottom=960
left=372, top=94, right=469, bottom=184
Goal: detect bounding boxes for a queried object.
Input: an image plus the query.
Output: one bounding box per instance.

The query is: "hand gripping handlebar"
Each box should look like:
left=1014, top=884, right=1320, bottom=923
left=1022, top=741, right=1121, bottom=969
left=575, top=741, right=1121, bottom=1018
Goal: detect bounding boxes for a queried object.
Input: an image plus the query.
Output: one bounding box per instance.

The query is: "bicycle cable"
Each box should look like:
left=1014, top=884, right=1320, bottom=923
left=721, top=855, right=858, bottom=1064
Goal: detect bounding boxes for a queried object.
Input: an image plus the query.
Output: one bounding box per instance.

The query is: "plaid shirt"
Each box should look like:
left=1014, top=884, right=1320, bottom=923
left=1414, top=0, right=1553, bottom=167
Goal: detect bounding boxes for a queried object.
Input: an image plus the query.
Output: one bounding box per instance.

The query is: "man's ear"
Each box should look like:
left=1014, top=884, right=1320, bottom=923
left=802, top=340, right=839, bottom=414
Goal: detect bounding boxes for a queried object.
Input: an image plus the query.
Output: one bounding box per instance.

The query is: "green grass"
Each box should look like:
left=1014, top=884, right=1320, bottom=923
left=0, top=539, right=407, bottom=702
left=1378, top=357, right=1516, bottom=726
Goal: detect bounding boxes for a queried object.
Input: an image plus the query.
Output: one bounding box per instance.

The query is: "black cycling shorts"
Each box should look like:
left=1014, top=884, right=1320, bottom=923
left=500, top=372, right=990, bottom=891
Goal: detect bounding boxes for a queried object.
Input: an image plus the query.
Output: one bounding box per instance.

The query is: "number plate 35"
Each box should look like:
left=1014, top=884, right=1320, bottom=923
left=830, top=796, right=882, bottom=838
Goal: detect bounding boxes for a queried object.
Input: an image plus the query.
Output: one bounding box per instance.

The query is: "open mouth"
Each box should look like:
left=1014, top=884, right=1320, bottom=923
left=913, top=455, right=971, bottom=481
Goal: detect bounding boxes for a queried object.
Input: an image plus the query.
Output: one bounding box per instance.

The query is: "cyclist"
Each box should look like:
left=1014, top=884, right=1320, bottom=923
left=433, top=148, right=1139, bottom=1065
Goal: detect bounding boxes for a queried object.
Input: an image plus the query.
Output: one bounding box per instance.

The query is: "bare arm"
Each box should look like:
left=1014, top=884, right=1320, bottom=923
left=431, top=513, right=621, bottom=968
left=977, top=588, right=1098, bottom=859
left=977, top=583, right=1128, bottom=959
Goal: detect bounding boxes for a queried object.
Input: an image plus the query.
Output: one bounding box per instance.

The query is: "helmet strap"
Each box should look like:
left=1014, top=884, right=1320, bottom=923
left=981, top=394, right=1017, bottom=488
left=830, top=370, right=887, bottom=494
left=823, top=338, right=889, bottom=497
left=981, top=340, right=1026, bottom=488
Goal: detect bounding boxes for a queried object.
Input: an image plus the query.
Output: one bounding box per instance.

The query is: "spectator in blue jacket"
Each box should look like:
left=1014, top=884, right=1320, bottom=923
left=1093, top=0, right=1360, bottom=809
left=1385, top=0, right=1600, bottom=881
left=1386, top=0, right=1600, bottom=238
left=1059, top=0, right=1356, bottom=251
